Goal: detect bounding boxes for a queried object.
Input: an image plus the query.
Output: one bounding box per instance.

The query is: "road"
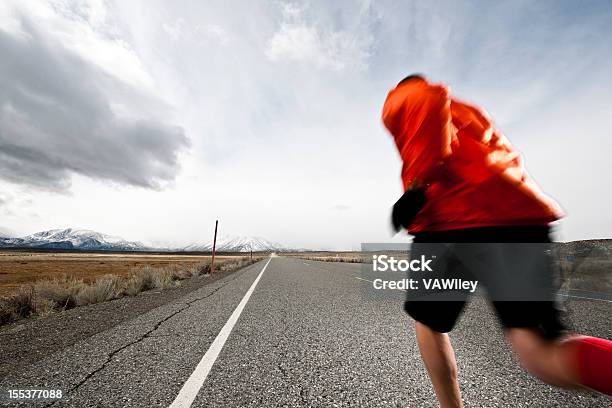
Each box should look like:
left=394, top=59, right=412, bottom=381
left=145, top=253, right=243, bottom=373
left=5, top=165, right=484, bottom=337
left=0, top=257, right=610, bottom=407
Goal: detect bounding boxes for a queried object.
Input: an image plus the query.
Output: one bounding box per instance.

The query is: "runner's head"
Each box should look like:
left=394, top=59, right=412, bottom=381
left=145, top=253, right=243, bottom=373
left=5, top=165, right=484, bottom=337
left=397, top=73, right=426, bottom=86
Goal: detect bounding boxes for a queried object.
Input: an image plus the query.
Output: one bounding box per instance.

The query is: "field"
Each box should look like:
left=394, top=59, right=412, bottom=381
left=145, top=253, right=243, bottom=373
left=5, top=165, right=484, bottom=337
left=0, top=251, right=252, bottom=295
left=285, top=251, right=367, bottom=263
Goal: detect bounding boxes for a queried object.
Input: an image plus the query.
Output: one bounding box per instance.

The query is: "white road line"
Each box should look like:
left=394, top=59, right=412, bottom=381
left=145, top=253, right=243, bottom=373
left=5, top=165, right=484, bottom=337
left=169, top=258, right=272, bottom=408
left=560, top=293, right=612, bottom=303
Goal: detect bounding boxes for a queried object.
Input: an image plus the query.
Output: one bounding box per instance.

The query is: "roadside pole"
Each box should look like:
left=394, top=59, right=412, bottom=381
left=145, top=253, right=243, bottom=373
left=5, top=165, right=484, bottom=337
left=211, top=220, right=218, bottom=274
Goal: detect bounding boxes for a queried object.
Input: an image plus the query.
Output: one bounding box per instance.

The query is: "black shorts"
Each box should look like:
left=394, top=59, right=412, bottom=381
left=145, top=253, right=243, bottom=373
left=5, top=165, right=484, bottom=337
left=404, top=225, right=565, bottom=339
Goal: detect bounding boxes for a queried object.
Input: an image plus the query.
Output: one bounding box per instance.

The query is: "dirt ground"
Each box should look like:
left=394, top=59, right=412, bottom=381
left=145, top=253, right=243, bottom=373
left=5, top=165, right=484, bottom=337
left=0, top=251, right=246, bottom=295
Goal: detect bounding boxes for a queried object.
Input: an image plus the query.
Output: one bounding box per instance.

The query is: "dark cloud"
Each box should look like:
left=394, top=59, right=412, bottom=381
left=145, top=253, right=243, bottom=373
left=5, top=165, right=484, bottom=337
left=0, top=15, right=189, bottom=191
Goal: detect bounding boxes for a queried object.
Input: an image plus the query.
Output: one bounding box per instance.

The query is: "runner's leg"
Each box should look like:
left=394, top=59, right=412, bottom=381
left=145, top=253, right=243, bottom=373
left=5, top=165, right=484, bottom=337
left=416, top=321, right=463, bottom=408
left=507, top=329, right=612, bottom=395
left=506, top=328, right=579, bottom=387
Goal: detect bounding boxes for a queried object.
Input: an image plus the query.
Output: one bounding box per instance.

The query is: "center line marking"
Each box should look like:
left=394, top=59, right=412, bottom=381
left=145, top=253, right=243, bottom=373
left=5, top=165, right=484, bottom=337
left=169, top=258, right=272, bottom=408
left=560, top=293, right=612, bottom=303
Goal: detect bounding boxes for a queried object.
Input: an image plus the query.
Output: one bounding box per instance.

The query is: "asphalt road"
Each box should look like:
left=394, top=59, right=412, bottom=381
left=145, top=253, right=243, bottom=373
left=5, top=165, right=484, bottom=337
left=0, top=257, right=610, bottom=407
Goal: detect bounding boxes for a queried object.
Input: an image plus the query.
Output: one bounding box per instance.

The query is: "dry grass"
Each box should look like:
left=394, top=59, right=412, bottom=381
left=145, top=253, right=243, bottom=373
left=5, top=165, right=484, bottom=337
left=0, top=251, right=244, bottom=295
left=287, top=252, right=369, bottom=263
left=0, top=286, right=36, bottom=324
left=75, top=275, right=123, bottom=306
left=299, top=256, right=366, bottom=263
left=123, top=266, right=161, bottom=296
left=34, top=276, right=85, bottom=310
left=0, top=255, right=262, bottom=326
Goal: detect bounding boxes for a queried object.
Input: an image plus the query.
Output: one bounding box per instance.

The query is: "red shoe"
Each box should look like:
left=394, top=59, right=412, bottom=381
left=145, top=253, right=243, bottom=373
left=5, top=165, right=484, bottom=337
left=567, top=336, right=612, bottom=396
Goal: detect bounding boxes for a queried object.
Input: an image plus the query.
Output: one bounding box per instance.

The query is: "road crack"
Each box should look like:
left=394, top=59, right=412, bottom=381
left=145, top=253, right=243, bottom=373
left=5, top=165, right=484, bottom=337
left=44, top=269, right=251, bottom=407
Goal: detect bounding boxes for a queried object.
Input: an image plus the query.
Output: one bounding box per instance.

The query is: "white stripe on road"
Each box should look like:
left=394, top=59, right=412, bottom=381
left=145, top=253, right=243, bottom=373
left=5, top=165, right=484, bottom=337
left=169, top=258, right=272, bottom=408
left=560, top=293, right=612, bottom=303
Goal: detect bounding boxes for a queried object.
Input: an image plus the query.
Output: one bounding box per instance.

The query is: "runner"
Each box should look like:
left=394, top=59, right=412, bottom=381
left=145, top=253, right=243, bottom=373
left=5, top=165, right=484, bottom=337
left=382, top=74, right=612, bottom=407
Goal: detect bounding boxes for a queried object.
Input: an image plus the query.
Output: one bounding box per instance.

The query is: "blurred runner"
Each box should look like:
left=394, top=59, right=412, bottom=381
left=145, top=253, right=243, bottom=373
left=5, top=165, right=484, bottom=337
left=382, top=74, right=612, bottom=407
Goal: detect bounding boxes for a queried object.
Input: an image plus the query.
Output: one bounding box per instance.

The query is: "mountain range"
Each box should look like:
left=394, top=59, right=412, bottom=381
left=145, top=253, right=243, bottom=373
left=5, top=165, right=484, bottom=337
left=0, top=228, right=292, bottom=252
left=181, top=236, right=288, bottom=252
left=2, top=228, right=610, bottom=255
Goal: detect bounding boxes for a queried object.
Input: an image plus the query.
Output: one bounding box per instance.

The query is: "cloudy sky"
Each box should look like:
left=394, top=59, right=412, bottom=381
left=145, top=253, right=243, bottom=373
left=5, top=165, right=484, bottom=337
left=1, top=0, right=611, bottom=249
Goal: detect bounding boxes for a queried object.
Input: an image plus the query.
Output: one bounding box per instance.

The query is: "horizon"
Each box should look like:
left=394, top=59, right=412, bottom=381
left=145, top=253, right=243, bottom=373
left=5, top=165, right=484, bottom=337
left=1, top=1, right=611, bottom=250
left=1, top=226, right=611, bottom=253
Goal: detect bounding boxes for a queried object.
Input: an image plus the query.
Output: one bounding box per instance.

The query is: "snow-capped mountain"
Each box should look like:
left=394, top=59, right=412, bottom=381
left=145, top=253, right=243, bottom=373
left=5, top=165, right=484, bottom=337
left=182, top=235, right=290, bottom=252
left=0, top=228, right=146, bottom=251
left=0, top=229, right=292, bottom=252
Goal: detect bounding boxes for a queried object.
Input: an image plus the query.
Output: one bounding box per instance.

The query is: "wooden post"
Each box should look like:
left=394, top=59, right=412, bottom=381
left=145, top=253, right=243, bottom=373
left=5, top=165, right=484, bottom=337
left=210, top=220, right=218, bottom=274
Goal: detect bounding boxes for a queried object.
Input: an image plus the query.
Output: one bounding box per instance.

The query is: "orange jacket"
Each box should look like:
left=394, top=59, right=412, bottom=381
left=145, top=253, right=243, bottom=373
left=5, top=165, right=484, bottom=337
left=382, top=78, right=563, bottom=233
